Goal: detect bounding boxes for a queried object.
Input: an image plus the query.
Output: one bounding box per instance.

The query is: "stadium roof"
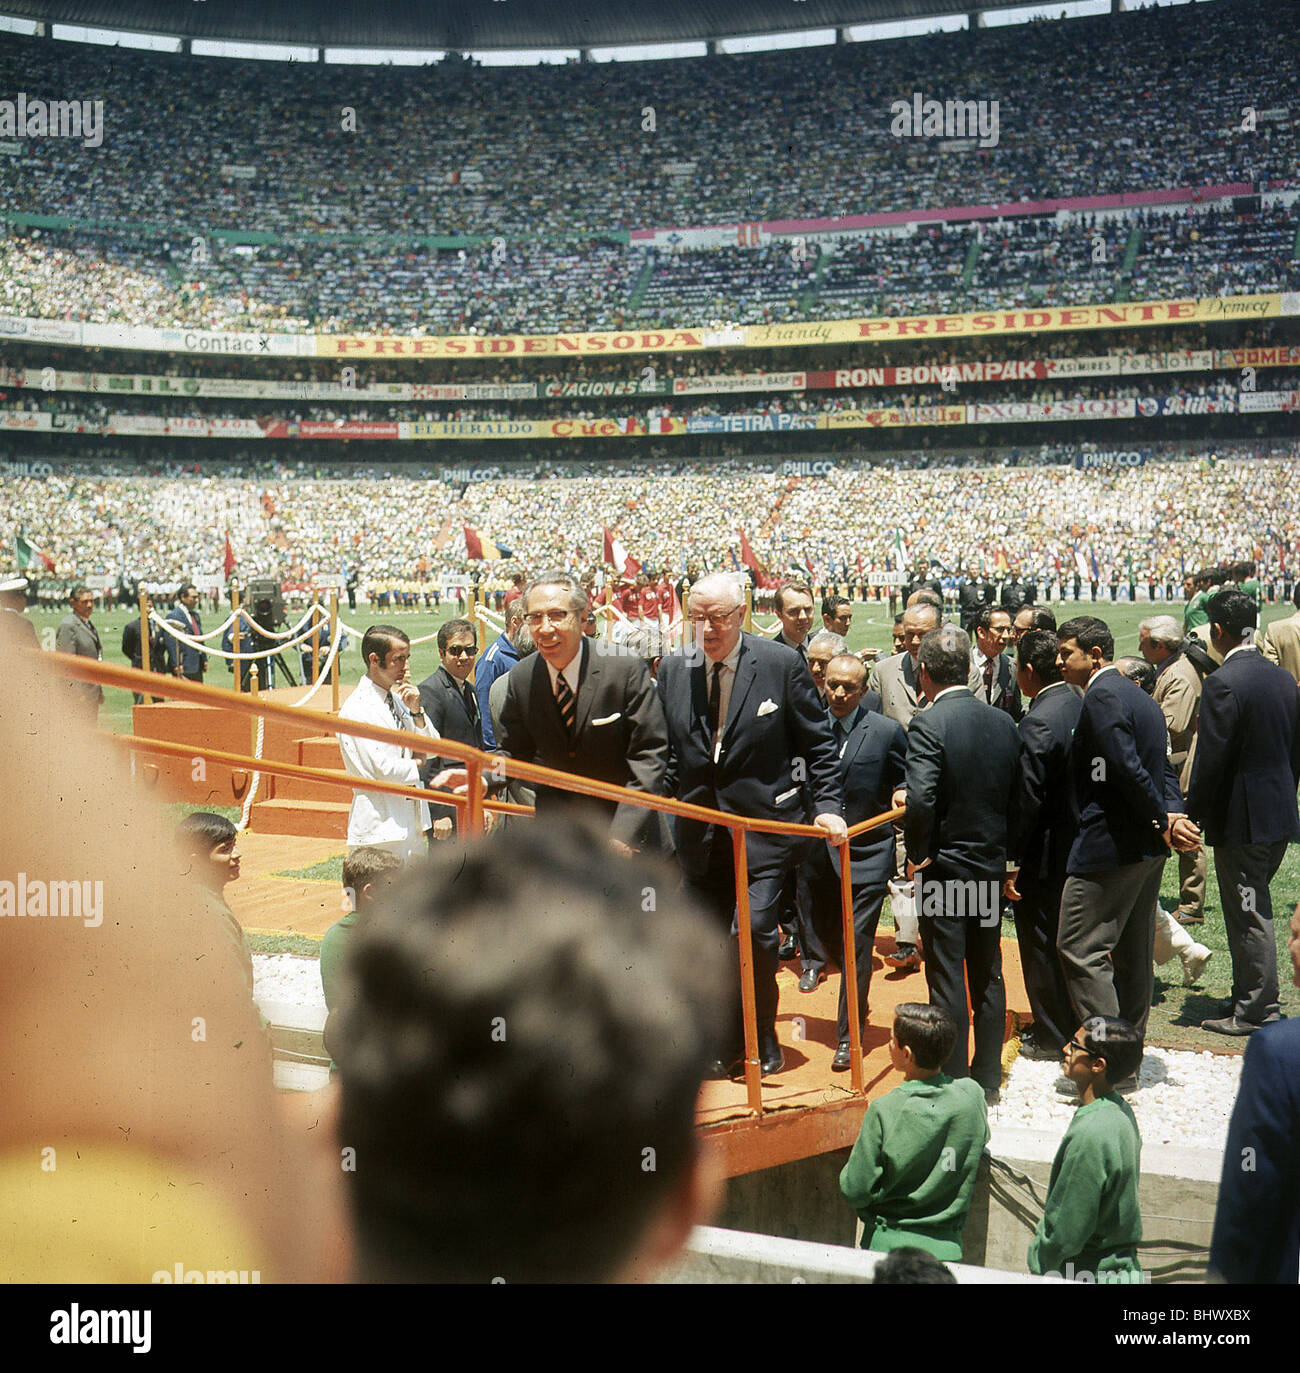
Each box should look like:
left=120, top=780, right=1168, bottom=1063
left=4, top=0, right=1068, bottom=53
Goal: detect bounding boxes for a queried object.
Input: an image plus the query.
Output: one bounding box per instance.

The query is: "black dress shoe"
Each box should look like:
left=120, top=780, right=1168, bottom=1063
left=758, top=1036, right=785, bottom=1075
left=1201, top=1015, right=1260, bottom=1037
left=831, top=1042, right=852, bottom=1072
left=798, top=966, right=825, bottom=993
left=707, top=1057, right=740, bottom=1080
left=778, top=934, right=798, bottom=961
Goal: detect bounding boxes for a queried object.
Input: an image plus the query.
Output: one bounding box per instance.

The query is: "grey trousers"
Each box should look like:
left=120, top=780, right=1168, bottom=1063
left=1058, top=856, right=1165, bottom=1045
left=1213, top=842, right=1287, bottom=1025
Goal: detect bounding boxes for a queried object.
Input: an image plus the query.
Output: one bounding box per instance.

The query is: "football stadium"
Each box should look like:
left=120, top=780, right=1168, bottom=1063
left=1, top=0, right=1299, bottom=1314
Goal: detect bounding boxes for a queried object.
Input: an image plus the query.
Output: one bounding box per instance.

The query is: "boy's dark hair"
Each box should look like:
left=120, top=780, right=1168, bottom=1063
left=175, top=810, right=237, bottom=852
left=1017, top=629, right=1061, bottom=684
left=1080, top=1016, right=1142, bottom=1085
left=872, top=1246, right=958, bottom=1285
left=334, top=820, right=725, bottom=1283
left=1206, top=588, right=1257, bottom=643
left=893, top=1002, right=957, bottom=1072
left=436, top=618, right=477, bottom=654
left=361, top=624, right=409, bottom=668
left=822, top=594, right=851, bottom=617
left=917, top=625, right=970, bottom=688
left=342, top=847, right=403, bottom=908
left=1057, top=615, right=1114, bottom=662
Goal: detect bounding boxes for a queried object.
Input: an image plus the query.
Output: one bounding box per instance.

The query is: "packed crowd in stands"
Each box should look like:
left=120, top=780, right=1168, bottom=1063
left=1, top=3, right=1291, bottom=241
left=5, top=444, right=1298, bottom=588
left=0, top=0, right=1296, bottom=336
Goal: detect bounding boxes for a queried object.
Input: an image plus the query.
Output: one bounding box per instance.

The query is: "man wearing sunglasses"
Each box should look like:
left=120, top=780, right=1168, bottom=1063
left=418, top=619, right=485, bottom=841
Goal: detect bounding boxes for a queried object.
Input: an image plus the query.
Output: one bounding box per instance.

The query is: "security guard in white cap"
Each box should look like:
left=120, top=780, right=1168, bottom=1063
left=0, top=576, right=37, bottom=650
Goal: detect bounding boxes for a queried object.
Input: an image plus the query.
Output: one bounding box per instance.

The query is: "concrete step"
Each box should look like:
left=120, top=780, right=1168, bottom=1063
left=298, top=736, right=343, bottom=768
left=265, top=736, right=347, bottom=803
left=250, top=798, right=349, bottom=839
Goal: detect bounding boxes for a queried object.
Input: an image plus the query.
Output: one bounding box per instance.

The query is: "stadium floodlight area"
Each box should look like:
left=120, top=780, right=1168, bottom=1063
left=323, top=48, right=448, bottom=66
left=981, top=0, right=1128, bottom=25
left=844, top=16, right=970, bottom=42
left=190, top=39, right=319, bottom=63
left=465, top=49, right=582, bottom=67
left=587, top=41, right=709, bottom=62
left=715, top=30, right=838, bottom=55
left=50, top=24, right=180, bottom=51
left=0, top=13, right=38, bottom=34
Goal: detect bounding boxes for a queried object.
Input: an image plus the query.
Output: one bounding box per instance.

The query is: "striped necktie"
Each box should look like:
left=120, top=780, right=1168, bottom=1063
left=385, top=691, right=411, bottom=731
left=555, top=671, right=576, bottom=734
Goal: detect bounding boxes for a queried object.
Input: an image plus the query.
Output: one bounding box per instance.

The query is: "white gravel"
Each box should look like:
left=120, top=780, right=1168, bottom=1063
left=991, top=1047, right=1244, bottom=1152
left=253, top=953, right=327, bottom=1030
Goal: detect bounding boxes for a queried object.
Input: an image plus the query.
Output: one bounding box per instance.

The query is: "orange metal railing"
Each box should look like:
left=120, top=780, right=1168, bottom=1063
left=45, top=650, right=903, bottom=1116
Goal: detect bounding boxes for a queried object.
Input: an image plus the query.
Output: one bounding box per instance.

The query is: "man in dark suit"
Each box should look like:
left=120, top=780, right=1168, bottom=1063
left=771, top=579, right=815, bottom=662
left=904, top=561, right=943, bottom=607
left=499, top=571, right=667, bottom=853
left=1185, top=589, right=1300, bottom=1036
left=1055, top=616, right=1200, bottom=1065
left=121, top=594, right=175, bottom=704
left=1208, top=901, right=1300, bottom=1282
left=999, top=564, right=1037, bottom=616
left=418, top=617, right=484, bottom=841
left=802, top=654, right=907, bottom=1071
left=972, top=605, right=1022, bottom=721
left=899, top=624, right=1020, bottom=1097
left=657, top=573, right=846, bottom=1077
left=1005, top=630, right=1082, bottom=1058
left=958, top=564, right=995, bottom=632
left=166, top=582, right=208, bottom=683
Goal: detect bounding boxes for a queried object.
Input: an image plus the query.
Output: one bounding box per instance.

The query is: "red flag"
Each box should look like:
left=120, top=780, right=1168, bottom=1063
left=602, top=526, right=639, bottom=579
left=738, top=527, right=772, bottom=587
left=223, top=535, right=236, bottom=579
left=463, top=524, right=484, bottom=561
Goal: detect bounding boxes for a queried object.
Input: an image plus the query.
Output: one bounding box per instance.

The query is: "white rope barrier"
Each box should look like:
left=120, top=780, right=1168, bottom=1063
left=151, top=609, right=335, bottom=661
left=236, top=624, right=346, bottom=831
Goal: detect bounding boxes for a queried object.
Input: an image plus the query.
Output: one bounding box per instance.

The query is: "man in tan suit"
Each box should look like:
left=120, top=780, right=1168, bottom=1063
left=1139, top=615, right=1207, bottom=924
left=1263, top=586, right=1300, bottom=684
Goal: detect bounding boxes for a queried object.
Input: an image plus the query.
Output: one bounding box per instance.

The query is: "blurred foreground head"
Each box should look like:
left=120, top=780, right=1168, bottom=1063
left=0, top=648, right=328, bottom=1281
left=334, top=820, right=726, bottom=1283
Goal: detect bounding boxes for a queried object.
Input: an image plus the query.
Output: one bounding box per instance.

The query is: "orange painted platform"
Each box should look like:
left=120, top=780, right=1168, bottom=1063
left=227, top=834, right=1032, bottom=1175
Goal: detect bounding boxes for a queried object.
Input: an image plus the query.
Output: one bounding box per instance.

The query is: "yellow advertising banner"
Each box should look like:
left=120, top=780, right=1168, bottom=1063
left=317, top=294, right=1282, bottom=359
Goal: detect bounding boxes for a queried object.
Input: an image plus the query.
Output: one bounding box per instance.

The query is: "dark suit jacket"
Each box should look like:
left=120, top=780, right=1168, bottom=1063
left=958, top=579, right=992, bottom=630
left=1012, top=682, right=1083, bottom=885
left=772, top=629, right=808, bottom=662
left=166, top=604, right=207, bottom=676
left=1209, top=1018, right=1300, bottom=1283
left=418, top=664, right=485, bottom=824
left=1067, top=668, right=1180, bottom=875
left=657, top=633, right=842, bottom=877
left=121, top=616, right=175, bottom=673
left=974, top=649, right=1023, bottom=722
left=1185, top=648, right=1300, bottom=848
left=904, top=688, right=1021, bottom=879
left=807, top=706, right=907, bottom=887
left=499, top=638, right=668, bottom=846
left=999, top=578, right=1036, bottom=613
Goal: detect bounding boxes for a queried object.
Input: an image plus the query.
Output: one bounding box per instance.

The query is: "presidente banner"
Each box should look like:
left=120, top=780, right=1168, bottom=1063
left=315, top=294, right=1289, bottom=358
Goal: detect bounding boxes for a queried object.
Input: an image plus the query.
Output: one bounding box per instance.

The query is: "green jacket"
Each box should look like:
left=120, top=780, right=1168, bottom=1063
left=1028, top=1092, right=1143, bottom=1279
left=839, top=1074, right=989, bottom=1261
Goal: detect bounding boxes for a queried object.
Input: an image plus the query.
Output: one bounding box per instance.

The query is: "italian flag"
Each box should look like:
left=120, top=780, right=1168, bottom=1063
left=15, top=535, right=55, bottom=572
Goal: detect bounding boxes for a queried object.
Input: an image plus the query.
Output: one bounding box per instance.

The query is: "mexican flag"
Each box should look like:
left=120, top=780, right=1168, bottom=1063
left=15, top=535, right=55, bottom=572
left=891, top=528, right=910, bottom=571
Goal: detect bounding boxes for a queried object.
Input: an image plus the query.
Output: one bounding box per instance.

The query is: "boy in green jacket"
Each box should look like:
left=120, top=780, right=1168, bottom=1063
left=839, top=1003, right=989, bottom=1260
left=1028, top=1016, right=1144, bottom=1282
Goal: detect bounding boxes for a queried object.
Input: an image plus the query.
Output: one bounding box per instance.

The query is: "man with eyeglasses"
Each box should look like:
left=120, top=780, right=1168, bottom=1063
left=657, top=573, right=846, bottom=1078
left=498, top=571, right=668, bottom=853
left=417, top=619, right=484, bottom=842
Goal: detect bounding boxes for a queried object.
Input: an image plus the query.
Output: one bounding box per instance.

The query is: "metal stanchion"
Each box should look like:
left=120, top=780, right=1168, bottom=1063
left=732, top=827, right=764, bottom=1117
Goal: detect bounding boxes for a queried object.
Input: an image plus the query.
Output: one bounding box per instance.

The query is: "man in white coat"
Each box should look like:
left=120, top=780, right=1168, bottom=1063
left=338, top=625, right=439, bottom=862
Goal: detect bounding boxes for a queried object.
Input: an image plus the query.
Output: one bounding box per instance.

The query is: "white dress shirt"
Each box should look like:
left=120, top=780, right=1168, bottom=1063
left=337, top=674, right=439, bottom=858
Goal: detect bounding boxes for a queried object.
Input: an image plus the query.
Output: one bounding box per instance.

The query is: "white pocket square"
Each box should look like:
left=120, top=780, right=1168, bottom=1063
left=774, top=786, right=800, bottom=805
left=591, top=712, right=622, bottom=726
left=756, top=699, right=779, bottom=717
